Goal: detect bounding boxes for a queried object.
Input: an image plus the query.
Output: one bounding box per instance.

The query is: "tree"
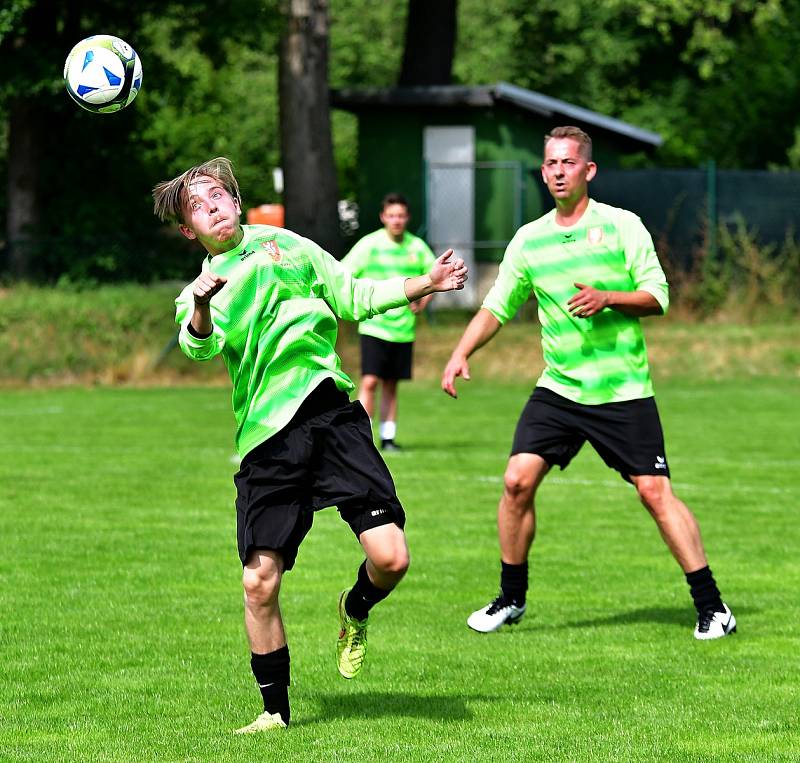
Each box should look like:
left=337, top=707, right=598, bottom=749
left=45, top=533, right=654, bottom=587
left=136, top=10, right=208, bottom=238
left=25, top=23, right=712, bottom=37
left=1, top=0, right=73, bottom=278
left=279, top=0, right=341, bottom=256
left=0, top=0, right=281, bottom=282
left=398, top=0, right=458, bottom=86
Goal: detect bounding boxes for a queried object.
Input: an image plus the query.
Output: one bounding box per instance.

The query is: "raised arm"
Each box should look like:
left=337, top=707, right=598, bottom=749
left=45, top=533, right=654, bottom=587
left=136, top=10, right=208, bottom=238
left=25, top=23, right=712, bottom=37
left=441, top=308, right=503, bottom=398
left=404, top=250, right=468, bottom=302
left=190, top=271, right=228, bottom=335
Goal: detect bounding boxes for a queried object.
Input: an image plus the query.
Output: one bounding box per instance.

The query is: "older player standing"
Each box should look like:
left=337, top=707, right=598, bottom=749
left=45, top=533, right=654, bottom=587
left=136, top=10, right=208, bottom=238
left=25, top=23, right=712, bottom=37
left=442, top=126, right=735, bottom=641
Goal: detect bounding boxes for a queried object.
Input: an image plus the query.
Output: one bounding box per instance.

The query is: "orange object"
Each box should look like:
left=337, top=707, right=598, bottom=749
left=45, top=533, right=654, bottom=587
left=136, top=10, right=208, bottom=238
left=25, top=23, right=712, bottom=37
left=247, top=204, right=285, bottom=227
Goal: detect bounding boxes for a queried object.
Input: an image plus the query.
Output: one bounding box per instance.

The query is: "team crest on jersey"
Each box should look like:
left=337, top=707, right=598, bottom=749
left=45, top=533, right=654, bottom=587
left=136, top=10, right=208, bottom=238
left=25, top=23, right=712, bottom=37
left=587, top=226, right=604, bottom=245
left=260, top=239, right=281, bottom=262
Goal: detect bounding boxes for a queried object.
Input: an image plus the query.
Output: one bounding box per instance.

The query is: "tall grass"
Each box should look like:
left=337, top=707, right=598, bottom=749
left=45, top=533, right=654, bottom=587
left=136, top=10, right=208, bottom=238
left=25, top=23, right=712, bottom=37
left=0, top=223, right=798, bottom=385
left=667, top=218, right=800, bottom=318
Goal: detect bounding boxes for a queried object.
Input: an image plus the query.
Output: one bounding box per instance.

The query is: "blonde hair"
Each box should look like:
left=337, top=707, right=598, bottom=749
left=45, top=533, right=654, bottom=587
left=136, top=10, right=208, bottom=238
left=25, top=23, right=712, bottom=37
left=152, top=157, right=242, bottom=224
left=544, top=126, right=593, bottom=161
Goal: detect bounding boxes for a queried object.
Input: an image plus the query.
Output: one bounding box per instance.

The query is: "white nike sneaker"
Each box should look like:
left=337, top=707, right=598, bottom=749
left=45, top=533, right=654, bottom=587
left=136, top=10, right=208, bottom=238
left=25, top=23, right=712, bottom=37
left=467, top=594, right=526, bottom=633
left=694, top=603, right=737, bottom=640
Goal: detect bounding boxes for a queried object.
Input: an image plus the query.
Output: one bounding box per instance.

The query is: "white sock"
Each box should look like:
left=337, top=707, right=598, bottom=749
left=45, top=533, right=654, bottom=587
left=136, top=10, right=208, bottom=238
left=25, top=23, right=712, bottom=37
left=380, top=420, right=397, bottom=441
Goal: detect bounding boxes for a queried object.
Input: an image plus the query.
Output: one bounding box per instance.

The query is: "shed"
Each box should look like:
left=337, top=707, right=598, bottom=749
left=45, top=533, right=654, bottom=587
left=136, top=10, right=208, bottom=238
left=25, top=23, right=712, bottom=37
left=332, top=82, right=662, bottom=305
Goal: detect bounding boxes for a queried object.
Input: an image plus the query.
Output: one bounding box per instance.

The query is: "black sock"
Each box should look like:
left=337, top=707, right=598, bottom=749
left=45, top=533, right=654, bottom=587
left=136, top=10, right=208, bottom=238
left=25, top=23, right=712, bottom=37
left=345, top=560, right=391, bottom=621
left=500, top=561, right=528, bottom=607
left=685, top=566, right=724, bottom=614
left=250, top=646, right=290, bottom=725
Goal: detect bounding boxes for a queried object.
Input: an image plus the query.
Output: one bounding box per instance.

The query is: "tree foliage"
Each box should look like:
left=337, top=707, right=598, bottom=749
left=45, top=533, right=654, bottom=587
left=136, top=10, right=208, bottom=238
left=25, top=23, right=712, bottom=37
left=453, top=0, right=800, bottom=168
left=1, top=0, right=799, bottom=282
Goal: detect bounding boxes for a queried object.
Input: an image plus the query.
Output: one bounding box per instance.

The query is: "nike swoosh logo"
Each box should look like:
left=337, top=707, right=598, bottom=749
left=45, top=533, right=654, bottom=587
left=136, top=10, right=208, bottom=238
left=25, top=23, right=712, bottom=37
left=258, top=682, right=274, bottom=689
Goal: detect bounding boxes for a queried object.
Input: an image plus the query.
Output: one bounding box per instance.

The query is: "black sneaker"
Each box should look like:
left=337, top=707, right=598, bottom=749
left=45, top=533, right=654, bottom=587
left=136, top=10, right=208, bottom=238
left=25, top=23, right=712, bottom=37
left=381, top=439, right=402, bottom=452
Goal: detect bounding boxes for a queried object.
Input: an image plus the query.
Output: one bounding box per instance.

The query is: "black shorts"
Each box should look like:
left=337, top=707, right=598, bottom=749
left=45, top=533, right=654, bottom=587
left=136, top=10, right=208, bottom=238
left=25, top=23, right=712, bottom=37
left=360, top=335, right=413, bottom=380
left=233, top=379, right=405, bottom=569
left=511, top=387, right=671, bottom=482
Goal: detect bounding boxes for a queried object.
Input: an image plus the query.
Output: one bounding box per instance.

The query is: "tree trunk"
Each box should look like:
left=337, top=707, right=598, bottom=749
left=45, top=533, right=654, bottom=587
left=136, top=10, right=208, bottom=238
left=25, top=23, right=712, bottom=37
left=279, top=0, right=341, bottom=257
left=398, top=0, right=457, bottom=86
left=4, top=97, right=43, bottom=278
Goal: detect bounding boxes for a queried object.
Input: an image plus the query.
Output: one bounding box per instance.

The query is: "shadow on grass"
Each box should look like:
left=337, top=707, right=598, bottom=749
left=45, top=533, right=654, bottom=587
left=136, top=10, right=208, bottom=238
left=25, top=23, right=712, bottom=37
left=566, top=606, right=705, bottom=630
left=300, top=690, right=487, bottom=725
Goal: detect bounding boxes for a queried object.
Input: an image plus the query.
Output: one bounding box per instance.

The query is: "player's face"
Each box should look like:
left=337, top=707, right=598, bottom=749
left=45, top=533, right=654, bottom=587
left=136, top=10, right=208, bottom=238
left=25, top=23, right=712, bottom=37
left=541, top=138, right=597, bottom=205
left=179, top=175, right=242, bottom=251
left=380, top=203, right=410, bottom=238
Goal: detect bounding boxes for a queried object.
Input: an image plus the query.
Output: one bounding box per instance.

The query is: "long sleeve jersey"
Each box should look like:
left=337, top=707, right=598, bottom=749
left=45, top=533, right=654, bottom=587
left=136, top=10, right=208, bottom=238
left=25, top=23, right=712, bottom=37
left=175, top=224, right=409, bottom=457
left=482, top=200, right=669, bottom=404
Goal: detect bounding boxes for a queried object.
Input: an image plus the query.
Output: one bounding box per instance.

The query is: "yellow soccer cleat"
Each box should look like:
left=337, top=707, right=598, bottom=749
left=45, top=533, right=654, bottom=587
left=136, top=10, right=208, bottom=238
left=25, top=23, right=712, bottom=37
left=337, top=589, right=368, bottom=679
left=233, top=711, right=287, bottom=734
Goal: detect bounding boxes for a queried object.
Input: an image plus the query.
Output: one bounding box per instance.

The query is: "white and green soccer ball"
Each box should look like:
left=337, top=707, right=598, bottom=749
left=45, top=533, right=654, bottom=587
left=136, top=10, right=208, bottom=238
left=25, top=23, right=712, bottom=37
left=63, top=35, right=143, bottom=114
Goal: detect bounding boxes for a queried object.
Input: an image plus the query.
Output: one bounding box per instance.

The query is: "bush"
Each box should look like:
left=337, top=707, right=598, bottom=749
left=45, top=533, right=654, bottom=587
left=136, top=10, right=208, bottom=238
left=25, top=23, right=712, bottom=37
left=669, top=217, right=800, bottom=319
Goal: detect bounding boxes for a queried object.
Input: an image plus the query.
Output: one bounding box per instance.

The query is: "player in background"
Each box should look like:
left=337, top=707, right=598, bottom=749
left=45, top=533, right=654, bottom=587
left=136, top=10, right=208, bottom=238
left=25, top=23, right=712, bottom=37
left=441, top=127, right=736, bottom=641
left=342, top=193, right=436, bottom=451
left=153, top=158, right=467, bottom=733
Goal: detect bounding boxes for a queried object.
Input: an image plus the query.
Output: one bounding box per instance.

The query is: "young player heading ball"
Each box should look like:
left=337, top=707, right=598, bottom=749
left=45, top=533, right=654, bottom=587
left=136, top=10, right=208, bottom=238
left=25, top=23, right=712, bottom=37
left=153, top=158, right=467, bottom=733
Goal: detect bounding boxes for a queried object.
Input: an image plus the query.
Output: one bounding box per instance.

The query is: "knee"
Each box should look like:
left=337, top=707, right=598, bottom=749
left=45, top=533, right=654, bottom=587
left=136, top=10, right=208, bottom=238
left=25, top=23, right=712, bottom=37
left=635, top=477, right=671, bottom=517
left=242, top=563, right=281, bottom=608
left=361, top=376, right=379, bottom=393
left=503, top=467, right=536, bottom=508
left=370, top=545, right=410, bottom=578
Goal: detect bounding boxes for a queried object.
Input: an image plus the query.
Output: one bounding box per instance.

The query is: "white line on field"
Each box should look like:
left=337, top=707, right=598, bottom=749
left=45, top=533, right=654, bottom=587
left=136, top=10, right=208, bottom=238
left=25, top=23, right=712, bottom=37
left=671, top=457, right=800, bottom=468
left=0, top=406, right=64, bottom=416
left=474, top=475, right=796, bottom=496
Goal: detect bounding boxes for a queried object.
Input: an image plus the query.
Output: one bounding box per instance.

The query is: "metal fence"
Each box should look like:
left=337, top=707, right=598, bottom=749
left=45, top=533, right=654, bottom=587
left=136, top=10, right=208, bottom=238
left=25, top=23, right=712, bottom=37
left=424, top=161, right=800, bottom=268
left=423, top=160, right=527, bottom=280
left=592, top=165, right=800, bottom=267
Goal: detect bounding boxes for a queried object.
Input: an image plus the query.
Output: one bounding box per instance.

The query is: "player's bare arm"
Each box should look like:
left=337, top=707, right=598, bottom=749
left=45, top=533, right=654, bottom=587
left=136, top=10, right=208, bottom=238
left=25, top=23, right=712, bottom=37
left=441, top=308, right=502, bottom=398
left=190, top=271, right=227, bottom=335
left=568, top=282, right=663, bottom=318
left=409, top=293, right=434, bottom=314
left=404, top=250, right=467, bottom=301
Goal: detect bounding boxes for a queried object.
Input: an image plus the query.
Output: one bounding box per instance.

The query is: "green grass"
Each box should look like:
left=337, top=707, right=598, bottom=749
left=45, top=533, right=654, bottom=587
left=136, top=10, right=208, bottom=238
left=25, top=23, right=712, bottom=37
left=1, top=378, right=798, bottom=761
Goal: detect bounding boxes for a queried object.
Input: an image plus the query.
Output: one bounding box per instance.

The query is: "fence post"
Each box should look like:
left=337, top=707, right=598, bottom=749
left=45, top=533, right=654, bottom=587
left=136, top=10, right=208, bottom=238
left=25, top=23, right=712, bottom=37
left=707, top=159, right=718, bottom=259
left=420, top=158, right=429, bottom=239
left=515, top=161, right=524, bottom=231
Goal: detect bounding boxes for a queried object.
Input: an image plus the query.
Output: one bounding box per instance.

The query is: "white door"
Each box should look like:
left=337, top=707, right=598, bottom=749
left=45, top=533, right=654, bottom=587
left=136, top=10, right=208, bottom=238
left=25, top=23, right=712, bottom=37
left=424, top=126, right=476, bottom=307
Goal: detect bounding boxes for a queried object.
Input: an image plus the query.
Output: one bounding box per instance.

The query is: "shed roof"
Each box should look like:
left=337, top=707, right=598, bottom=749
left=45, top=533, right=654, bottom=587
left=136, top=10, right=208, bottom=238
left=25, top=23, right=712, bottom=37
left=332, top=81, right=662, bottom=149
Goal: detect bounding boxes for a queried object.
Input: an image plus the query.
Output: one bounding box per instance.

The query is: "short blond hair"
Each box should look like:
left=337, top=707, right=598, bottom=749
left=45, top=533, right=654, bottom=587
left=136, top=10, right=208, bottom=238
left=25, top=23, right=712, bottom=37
left=152, top=157, right=242, bottom=224
left=544, top=126, right=592, bottom=161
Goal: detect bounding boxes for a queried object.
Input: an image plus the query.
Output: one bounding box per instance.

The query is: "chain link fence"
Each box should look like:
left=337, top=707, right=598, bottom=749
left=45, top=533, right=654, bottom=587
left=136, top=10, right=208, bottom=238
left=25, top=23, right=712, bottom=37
left=424, top=161, right=800, bottom=268
left=592, top=166, right=800, bottom=268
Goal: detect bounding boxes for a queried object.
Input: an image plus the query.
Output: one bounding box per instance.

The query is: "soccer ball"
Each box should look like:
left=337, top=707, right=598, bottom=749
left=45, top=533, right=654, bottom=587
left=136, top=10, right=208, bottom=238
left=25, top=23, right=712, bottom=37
left=63, top=35, right=143, bottom=114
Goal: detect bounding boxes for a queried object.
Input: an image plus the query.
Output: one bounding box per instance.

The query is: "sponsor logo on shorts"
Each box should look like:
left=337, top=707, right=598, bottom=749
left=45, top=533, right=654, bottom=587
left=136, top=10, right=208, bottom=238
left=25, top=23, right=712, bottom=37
left=371, top=508, right=388, bottom=517
left=655, top=456, right=667, bottom=470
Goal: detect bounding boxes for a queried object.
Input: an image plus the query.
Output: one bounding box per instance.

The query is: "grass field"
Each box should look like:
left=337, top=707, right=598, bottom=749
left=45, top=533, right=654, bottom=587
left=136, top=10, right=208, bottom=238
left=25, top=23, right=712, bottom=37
left=1, top=376, right=798, bottom=762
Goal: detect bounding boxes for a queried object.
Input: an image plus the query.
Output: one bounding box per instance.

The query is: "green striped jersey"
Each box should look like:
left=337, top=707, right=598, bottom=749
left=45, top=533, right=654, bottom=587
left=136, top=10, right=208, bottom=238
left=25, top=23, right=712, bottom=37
left=482, top=199, right=669, bottom=404
left=175, top=224, right=409, bottom=457
left=342, top=229, right=435, bottom=343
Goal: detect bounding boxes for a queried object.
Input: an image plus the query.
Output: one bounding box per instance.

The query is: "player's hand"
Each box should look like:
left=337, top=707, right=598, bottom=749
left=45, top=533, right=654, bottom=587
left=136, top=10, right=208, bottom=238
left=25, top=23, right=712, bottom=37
left=193, top=272, right=228, bottom=305
left=429, top=250, right=468, bottom=293
left=568, top=282, right=608, bottom=318
left=409, top=299, right=423, bottom=314
left=441, top=353, right=471, bottom=398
